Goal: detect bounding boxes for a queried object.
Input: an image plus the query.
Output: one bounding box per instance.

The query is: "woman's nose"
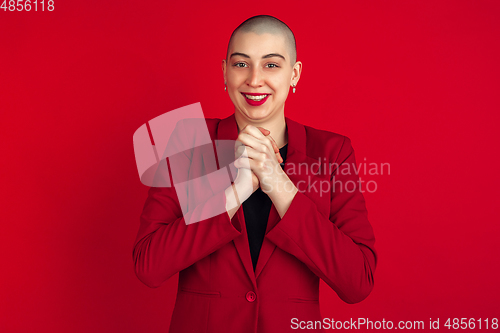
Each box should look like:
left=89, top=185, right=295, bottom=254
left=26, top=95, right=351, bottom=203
left=247, top=67, right=263, bottom=87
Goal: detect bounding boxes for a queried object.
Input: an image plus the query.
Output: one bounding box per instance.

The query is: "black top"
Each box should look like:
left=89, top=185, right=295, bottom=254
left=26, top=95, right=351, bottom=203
left=243, top=144, right=288, bottom=272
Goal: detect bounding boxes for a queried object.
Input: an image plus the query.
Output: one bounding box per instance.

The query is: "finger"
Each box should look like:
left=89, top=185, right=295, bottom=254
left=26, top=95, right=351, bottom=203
left=233, top=155, right=251, bottom=170
left=257, top=127, right=278, bottom=153
left=237, top=133, right=270, bottom=153
left=276, top=151, right=283, bottom=164
left=240, top=125, right=282, bottom=163
left=256, top=129, right=283, bottom=164
left=234, top=140, right=244, bottom=152
left=234, top=156, right=261, bottom=172
left=235, top=145, right=266, bottom=162
left=264, top=133, right=283, bottom=163
left=257, top=126, right=270, bottom=136
left=241, top=124, right=267, bottom=140
left=235, top=144, right=249, bottom=159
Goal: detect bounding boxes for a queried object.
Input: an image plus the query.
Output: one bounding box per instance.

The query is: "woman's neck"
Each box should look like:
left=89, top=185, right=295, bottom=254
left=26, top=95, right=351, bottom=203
left=234, top=111, right=288, bottom=148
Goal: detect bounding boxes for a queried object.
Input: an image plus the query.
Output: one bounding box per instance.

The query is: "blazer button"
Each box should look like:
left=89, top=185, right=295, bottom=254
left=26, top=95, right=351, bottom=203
left=246, top=291, right=256, bottom=302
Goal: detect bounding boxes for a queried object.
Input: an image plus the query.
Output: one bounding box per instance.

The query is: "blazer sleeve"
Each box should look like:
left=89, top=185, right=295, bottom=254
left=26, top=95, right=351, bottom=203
left=265, top=136, right=377, bottom=304
left=132, top=120, right=243, bottom=288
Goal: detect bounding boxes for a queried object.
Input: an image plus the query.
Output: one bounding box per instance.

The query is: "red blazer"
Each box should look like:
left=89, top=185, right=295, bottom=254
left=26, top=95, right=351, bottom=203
left=133, top=114, right=377, bottom=333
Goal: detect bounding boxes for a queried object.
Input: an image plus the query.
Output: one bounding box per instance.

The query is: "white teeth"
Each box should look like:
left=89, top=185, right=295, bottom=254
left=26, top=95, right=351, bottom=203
left=244, top=94, right=268, bottom=101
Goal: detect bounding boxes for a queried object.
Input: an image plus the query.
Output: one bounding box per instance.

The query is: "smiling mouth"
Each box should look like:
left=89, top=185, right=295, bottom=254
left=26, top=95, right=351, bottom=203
left=242, top=93, right=269, bottom=101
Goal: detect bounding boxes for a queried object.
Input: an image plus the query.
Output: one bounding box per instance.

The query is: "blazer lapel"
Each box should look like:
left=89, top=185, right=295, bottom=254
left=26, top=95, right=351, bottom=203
left=255, top=116, right=313, bottom=279
left=214, top=114, right=329, bottom=281
left=256, top=149, right=330, bottom=279
left=215, top=114, right=258, bottom=286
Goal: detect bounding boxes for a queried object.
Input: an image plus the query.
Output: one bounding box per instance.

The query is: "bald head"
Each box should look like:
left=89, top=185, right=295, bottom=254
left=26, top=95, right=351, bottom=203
left=226, top=15, right=297, bottom=65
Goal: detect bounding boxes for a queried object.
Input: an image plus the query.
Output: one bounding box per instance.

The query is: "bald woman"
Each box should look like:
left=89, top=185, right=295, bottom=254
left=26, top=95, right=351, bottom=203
left=133, top=15, right=377, bottom=333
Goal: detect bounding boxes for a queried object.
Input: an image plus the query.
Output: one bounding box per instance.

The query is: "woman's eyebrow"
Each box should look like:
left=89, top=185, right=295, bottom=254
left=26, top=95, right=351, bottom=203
left=230, top=52, right=286, bottom=60
left=262, top=53, right=286, bottom=60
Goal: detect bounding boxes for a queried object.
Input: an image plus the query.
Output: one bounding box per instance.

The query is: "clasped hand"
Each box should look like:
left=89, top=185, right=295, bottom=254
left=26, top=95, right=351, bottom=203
left=233, top=124, right=287, bottom=196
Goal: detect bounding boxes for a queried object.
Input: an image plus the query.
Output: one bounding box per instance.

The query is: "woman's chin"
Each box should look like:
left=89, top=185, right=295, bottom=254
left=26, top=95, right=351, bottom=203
left=240, top=107, right=274, bottom=121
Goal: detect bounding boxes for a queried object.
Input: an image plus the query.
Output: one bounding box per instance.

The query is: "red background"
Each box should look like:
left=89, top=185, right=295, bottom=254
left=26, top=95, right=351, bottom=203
left=1, top=1, right=499, bottom=331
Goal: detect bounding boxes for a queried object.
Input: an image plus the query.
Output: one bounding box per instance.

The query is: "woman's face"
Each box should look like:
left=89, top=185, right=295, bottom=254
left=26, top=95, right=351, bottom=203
left=222, top=31, right=301, bottom=123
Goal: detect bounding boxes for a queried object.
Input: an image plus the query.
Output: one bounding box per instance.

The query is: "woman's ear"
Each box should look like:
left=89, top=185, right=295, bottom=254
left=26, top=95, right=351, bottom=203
left=291, top=61, right=302, bottom=86
left=221, top=59, right=227, bottom=83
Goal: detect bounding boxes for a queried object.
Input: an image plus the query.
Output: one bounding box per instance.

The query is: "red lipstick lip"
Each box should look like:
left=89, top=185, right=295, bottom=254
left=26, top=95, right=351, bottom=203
left=241, top=92, right=270, bottom=96
left=241, top=92, right=270, bottom=106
